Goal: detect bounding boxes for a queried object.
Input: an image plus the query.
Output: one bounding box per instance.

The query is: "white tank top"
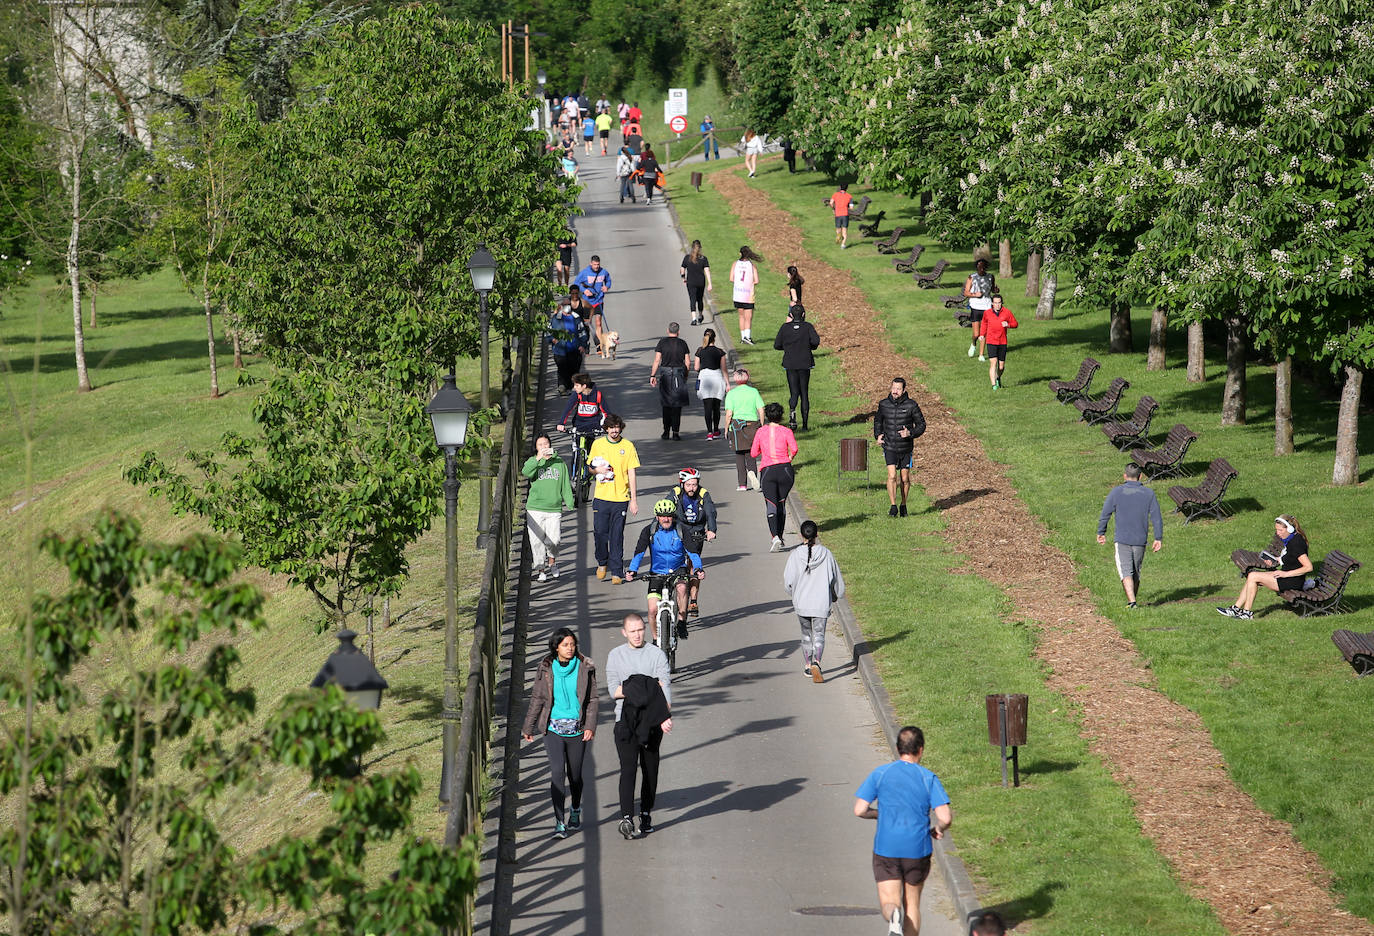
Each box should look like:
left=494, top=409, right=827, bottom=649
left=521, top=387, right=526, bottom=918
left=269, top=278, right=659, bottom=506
left=732, top=260, right=756, bottom=303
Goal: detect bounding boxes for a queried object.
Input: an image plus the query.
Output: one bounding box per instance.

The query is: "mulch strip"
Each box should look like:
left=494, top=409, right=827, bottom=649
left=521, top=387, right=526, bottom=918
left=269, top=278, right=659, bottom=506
left=711, top=167, right=1373, bottom=935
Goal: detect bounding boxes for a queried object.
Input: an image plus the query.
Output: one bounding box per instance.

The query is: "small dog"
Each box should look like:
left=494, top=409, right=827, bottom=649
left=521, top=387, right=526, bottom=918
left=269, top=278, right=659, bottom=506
left=603, top=331, right=620, bottom=360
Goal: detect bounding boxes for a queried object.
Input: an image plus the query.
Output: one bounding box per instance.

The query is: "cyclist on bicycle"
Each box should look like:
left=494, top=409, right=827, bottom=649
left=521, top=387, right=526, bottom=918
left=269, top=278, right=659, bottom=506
left=625, top=499, right=703, bottom=642
left=557, top=372, right=611, bottom=453
left=668, top=468, right=717, bottom=617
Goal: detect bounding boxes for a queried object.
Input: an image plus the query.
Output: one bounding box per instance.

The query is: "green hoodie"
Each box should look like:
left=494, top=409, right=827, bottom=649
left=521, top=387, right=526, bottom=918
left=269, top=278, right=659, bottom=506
left=522, top=453, right=575, bottom=511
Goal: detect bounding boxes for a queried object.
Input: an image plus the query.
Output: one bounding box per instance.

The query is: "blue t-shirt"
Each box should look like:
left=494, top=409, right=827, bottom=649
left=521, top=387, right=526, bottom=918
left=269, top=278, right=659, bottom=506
left=854, top=760, right=950, bottom=859
left=583, top=117, right=596, bottom=136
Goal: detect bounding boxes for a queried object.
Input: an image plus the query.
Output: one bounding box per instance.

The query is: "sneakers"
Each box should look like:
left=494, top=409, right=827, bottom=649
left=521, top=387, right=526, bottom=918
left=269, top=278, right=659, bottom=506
left=568, top=808, right=582, bottom=829
left=688, top=600, right=699, bottom=617
left=737, top=484, right=748, bottom=491
left=788, top=417, right=798, bottom=431
left=888, top=905, right=904, bottom=935
left=691, top=317, right=701, bottom=326
left=979, top=354, right=987, bottom=362
left=770, top=536, right=784, bottom=552
left=1127, top=601, right=1137, bottom=609
left=611, top=576, right=624, bottom=585
left=741, top=336, right=755, bottom=345
left=747, top=470, right=760, bottom=490
left=672, top=432, right=682, bottom=441
left=597, top=566, right=607, bottom=581
left=554, top=821, right=567, bottom=839
left=899, top=504, right=908, bottom=517
left=889, top=504, right=899, bottom=518
left=840, top=243, right=847, bottom=249
left=551, top=564, right=561, bottom=579
left=1216, top=605, right=1238, bottom=618
left=618, top=816, right=637, bottom=840
left=537, top=570, right=548, bottom=583
left=638, top=813, right=654, bottom=834
left=676, top=619, right=689, bottom=639
left=968, top=344, right=977, bottom=358
left=1216, top=605, right=1253, bottom=619
left=661, top=431, right=671, bottom=440
left=811, top=662, right=823, bottom=683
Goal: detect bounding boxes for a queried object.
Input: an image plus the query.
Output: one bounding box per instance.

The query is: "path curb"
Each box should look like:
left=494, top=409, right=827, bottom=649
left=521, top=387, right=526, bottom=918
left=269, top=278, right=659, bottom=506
left=670, top=179, right=982, bottom=931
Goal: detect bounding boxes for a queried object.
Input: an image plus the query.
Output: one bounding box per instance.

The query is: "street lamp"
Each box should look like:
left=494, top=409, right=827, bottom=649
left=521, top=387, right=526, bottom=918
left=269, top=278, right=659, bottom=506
left=427, top=375, right=472, bottom=806
left=468, top=245, right=497, bottom=549
left=536, top=69, right=547, bottom=136
left=311, top=629, right=389, bottom=711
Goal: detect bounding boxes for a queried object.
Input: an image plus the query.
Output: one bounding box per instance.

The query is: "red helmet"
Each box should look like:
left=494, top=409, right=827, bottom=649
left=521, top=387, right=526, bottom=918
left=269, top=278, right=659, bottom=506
left=678, top=467, right=700, bottom=482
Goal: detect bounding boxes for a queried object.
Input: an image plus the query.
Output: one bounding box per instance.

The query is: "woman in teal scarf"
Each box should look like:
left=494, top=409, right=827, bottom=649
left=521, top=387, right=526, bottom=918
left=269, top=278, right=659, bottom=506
left=522, top=627, right=599, bottom=838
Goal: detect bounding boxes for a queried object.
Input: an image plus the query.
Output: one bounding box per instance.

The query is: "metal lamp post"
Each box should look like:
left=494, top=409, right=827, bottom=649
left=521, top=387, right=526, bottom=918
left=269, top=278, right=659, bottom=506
left=536, top=68, right=547, bottom=137
left=311, top=628, right=390, bottom=710
left=427, top=375, right=472, bottom=806
left=468, top=244, right=497, bottom=548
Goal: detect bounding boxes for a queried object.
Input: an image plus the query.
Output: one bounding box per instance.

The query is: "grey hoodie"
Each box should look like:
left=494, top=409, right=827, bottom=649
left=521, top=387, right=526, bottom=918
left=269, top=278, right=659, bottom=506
left=782, top=541, right=846, bottom=618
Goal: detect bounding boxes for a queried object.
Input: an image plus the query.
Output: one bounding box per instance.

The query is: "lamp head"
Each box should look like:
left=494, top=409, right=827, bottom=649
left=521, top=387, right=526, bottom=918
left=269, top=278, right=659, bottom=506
left=426, top=374, right=472, bottom=451
left=468, top=244, right=497, bottom=294
left=310, top=629, right=389, bottom=711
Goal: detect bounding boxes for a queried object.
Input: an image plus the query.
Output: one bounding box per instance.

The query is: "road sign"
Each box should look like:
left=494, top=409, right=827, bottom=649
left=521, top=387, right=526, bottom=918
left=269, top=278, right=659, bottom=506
left=663, top=87, right=688, bottom=124
left=669, top=115, right=688, bottom=134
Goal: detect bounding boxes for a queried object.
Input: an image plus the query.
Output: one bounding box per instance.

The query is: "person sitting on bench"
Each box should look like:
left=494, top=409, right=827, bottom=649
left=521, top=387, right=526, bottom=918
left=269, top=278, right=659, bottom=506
left=1218, top=515, right=1313, bottom=620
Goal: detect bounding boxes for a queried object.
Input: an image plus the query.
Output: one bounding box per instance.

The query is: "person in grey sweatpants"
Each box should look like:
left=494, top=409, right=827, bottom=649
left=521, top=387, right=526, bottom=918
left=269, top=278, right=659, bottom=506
left=1096, top=463, right=1163, bottom=608
left=782, top=519, right=846, bottom=683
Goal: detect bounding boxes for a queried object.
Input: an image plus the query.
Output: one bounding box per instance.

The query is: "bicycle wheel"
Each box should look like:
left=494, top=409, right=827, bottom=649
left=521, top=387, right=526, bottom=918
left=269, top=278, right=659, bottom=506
left=657, top=601, right=677, bottom=674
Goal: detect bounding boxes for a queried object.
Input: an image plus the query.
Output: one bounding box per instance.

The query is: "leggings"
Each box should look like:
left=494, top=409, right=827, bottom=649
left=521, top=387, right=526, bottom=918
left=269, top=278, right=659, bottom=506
left=703, top=399, right=722, bottom=433
left=735, top=451, right=758, bottom=488
left=798, top=614, right=827, bottom=664
left=643, top=179, right=657, bottom=201
left=615, top=727, right=663, bottom=817
left=542, top=733, right=587, bottom=824
left=760, top=463, right=795, bottom=537
left=786, top=369, right=811, bottom=424
left=686, top=284, right=706, bottom=313
left=661, top=406, right=682, bottom=434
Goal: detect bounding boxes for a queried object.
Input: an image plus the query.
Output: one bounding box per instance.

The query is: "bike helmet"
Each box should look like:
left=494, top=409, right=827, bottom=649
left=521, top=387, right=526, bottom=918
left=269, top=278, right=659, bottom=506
left=653, top=499, right=677, bottom=516
left=678, top=467, right=700, bottom=482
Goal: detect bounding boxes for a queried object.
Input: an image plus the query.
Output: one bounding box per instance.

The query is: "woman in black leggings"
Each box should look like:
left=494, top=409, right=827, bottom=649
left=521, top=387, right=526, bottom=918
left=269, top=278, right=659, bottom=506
left=772, top=304, right=820, bottom=430
left=681, top=239, right=713, bottom=326
left=695, top=328, right=728, bottom=439
left=749, top=403, right=799, bottom=551
left=521, top=627, right=598, bottom=838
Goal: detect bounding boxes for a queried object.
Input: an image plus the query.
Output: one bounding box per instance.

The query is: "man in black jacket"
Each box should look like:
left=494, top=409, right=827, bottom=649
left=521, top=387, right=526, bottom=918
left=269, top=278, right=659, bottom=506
left=773, top=305, right=821, bottom=430
left=873, top=377, right=926, bottom=517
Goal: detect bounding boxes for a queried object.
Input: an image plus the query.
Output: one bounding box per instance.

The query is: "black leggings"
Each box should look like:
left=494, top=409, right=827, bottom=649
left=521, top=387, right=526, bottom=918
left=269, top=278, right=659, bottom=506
left=703, top=399, right=722, bottom=432
left=786, top=369, right=811, bottom=425
left=760, top=463, right=795, bottom=537
left=616, top=727, right=663, bottom=817
left=543, top=733, right=587, bottom=824
left=661, top=406, right=682, bottom=434
left=643, top=179, right=657, bottom=200
left=686, top=284, right=705, bottom=313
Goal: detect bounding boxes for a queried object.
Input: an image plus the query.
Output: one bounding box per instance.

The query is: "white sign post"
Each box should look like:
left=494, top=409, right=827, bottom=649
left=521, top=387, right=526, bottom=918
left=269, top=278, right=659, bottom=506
left=664, top=88, right=688, bottom=125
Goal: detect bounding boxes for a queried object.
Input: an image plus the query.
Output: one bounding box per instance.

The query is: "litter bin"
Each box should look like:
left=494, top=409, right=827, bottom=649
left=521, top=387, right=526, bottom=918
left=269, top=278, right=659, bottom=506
left=985, top=693, right=1028, bottom=787
left=838, top=438, right=869, bottom=490
left=690, top=171, right=703, bottom=192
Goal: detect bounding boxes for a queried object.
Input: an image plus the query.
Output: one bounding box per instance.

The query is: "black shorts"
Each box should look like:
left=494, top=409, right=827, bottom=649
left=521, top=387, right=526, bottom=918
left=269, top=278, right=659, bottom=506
left=986, top=343, right=1008, bottom=361
left=873, top=854, right=931, bottom=885
left=599, top=129, right=610, bottom=139
left=681, top=527, right=706, bottom=556
left=834, top=216, right=850, bottom=229
left=558, top=248, right=573, bottom=266
left=968, top=308, right=985, bottom=324
left=583, top=134, right=594, bottom=142
left=734, top=301, right=754, bottom=310
left=883, top=448, right=913, bottom=469
left=646, top=571, right=689, bottom=595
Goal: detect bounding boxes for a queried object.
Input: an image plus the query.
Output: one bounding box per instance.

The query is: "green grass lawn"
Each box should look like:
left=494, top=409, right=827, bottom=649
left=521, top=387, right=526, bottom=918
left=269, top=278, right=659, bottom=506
left=675, top=154, right=1374, bottom=929
left=1, top=268, right=494, bottom=863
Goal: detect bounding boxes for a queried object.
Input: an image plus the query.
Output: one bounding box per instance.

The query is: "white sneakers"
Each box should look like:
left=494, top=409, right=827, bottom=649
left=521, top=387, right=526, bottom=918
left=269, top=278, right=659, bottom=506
left=747, top=470, right=759, bottom=490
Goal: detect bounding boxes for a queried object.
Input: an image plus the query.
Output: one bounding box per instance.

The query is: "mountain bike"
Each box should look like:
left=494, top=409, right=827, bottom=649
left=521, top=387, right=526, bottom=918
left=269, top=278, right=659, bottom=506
left=653, top=570, right=693, bottom=675
left=566, top=425, right=603, bottom=507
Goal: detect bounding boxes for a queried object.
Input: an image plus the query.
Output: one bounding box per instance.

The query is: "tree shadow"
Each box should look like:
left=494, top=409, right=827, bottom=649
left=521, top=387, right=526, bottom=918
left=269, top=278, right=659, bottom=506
left=1151, top=584, right=1233, bottom=604
left=665, top=776, right=807, bottom=827
left=5, top=339, right=220, bottom=375
left=932, top=487, right=998, bottom=511
left=972, top=880, right=1065, bottom=929
left=384, top=683, right=443, bottom=722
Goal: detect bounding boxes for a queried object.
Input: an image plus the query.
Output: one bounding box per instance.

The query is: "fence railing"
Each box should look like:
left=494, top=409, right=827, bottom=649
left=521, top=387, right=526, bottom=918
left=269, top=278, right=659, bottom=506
left=444, top=320, right=533, bottom=932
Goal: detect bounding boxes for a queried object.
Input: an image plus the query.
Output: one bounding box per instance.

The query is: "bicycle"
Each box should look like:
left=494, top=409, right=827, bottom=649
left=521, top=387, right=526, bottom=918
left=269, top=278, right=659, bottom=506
left=565, top=425, right=603, bottom=507
left=651, top=570, right=692, bottom=675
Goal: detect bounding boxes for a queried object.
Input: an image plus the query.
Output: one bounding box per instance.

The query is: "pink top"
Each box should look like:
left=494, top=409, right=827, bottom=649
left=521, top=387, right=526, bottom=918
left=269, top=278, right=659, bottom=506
left=751, top=423, right=798, bottom=468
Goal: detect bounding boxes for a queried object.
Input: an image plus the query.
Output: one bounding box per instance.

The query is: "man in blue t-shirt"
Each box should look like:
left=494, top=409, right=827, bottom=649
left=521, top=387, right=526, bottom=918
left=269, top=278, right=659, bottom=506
left=853, top=726, right=952, bottom=936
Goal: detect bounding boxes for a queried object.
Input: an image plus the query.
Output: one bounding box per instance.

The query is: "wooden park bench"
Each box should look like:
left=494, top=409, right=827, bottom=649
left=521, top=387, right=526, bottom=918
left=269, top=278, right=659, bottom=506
left=1282, top=550, right=1360, bottom=617
left=858, top=210, right=888, bottom=237
left=874, top=227, right=907, bottom=254
left=952, top=309, right=972, bottom=327
left=1100, top=395, right=1159, bottom=450
left=913, top=258, right=950, bottom=288
left=1331, top=628, right=1374, bottom=676
left=1167, top=457, right=1238, bottom=523
left=1049, top=357, right=1101, bottom=405
left=892, top=244, right=925, bottom=273
left=1073, top=377, right=1129, bottom=425
left=942, top=294, right=967, bottom=309
left=849, top=195, right=873, bottom=219
left=1232, top=532, right=1286, bottom=576
left=1130, top=424, right=1197, bottom=481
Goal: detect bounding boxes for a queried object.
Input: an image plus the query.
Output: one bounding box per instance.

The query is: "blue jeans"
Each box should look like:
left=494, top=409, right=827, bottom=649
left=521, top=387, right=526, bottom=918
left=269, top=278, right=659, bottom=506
left=702, top=134, right=718, bottom=160
left=619, top=175, right=635, bottom=201
left=593, top=498, right=628, bottom=576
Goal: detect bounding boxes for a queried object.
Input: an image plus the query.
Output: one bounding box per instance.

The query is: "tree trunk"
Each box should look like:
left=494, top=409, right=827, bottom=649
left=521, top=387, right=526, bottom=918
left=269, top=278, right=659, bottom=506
left=1108, top=298, right=1134, bottom=353
left=68, top=162, right=92, bottom=393
left=1147, top=306, right=1167, bottom=371
left=1274, top=353, right=1293, bottom=456
left=1221, top=311, right=1246, bottom=426
left=1187, top=321, right=1205, bottom=382
left=202, top=278, right=219, bottom=398
left=998, top=238, right=1012, bottom=279
left=973, top=241, right=993, bottom=264
left=228, top=304, right=243, bottom=368
left=1024, top=250, right=1041, bottom=298
left=86, top=282, right=97, bottom=328
left=1035, top=247, right=1056, bottom=320
left=1332, top=365, right=1361, bottom=485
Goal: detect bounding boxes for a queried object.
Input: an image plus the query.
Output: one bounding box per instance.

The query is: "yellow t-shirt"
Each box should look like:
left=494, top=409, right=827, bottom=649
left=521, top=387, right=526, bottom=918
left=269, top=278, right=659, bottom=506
left=595, top=113, right=613, bottom=132
left=588, top=436, right=640, bottom=503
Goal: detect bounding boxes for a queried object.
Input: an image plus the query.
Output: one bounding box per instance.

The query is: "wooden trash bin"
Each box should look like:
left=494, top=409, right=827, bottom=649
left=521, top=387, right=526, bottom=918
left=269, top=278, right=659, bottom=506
left=690, top=171, right=703, bottom=192
left=985, top=693, right=1028, bottom=787
left=837, top=438, right=869, bottom=490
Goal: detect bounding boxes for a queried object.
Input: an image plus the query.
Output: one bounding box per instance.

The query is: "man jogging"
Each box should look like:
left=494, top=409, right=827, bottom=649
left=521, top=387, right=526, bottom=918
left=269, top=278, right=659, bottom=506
left=873, top=377, right=925, bottom=517
left=854, top=725, right=952, bottom=936
left=1097, top=463, right=1164, bottom=609
left=606, top=612, right=672, bottom=839
left=572, top=255, right=613, bottom=354
left=830, top=182, right=853, bottom=249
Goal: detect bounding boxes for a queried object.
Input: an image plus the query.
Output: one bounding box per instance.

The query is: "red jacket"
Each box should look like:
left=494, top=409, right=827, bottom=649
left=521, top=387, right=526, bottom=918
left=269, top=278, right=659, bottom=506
left=979, top=307, right=1019, bottom=344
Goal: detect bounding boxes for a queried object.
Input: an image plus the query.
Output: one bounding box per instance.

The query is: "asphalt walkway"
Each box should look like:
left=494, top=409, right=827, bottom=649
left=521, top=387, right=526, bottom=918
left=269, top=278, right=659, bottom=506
left=502, top=151, right=963, bottom=936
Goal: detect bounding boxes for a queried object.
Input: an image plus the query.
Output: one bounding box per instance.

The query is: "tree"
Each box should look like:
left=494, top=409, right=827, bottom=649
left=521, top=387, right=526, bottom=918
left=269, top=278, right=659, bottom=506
left=732, top=0, right=799, bottom=135
left=0, top=511, right=479, bottom=934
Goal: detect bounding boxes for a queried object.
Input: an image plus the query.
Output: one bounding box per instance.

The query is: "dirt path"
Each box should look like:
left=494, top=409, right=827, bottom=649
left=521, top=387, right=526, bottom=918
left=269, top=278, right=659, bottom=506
left=712, top=168, right=1373, bottom=936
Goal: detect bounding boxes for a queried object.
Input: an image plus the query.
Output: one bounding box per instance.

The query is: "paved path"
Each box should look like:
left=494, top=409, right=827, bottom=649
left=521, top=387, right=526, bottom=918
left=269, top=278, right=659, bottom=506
left=504, top=153, right=963, bottom=936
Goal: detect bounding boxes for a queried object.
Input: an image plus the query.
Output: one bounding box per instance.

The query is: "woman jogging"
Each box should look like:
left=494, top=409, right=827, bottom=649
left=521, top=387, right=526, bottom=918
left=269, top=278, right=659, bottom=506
left=639, top=146, right=661, bottom=205
left=787, top=265, right=804, bottom=311
left=978, top=294, right=1018, bottom=390
left=724, top=368, right=766, bottom=490
left=782, top=519, right=845, bottom=683
left=556, top=228, right=577, bottom=288
left=730, top=246, right=762, bottom=344
left=963, top=257, right=996, bottom=360
left=773, top=303, right=820, bottom=430
left=681, top=239, right=713, bottom=326
left=743, top=130, right=764, bottom=177
left=521, top=627, right=598, bottom=839
left=751, top=402, right=798, bottom=552
left=694, top=328, right=728, bottom=439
